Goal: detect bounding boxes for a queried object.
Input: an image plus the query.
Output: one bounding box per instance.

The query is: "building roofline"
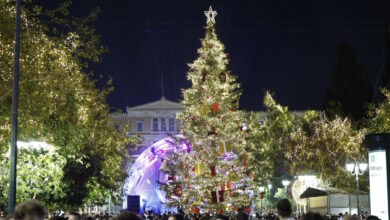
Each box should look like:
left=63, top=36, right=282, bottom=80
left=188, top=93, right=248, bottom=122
left=126, top=96, right=184, bottom=112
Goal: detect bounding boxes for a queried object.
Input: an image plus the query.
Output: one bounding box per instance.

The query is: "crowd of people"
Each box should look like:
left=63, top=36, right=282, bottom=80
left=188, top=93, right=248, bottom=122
left=1, top=199, right=381, bottom=220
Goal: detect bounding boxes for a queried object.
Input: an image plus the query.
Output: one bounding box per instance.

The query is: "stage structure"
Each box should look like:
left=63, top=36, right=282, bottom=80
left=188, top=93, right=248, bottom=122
left=123, top=137, right=188, bottom=214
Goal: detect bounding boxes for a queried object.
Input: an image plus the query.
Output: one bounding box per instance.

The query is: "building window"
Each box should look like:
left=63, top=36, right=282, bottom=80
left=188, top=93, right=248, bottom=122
left=153, top=118, right=158, bottom=131
left=161, top=118, right=166, bottom=131
left=169, top=118, right=175, bottom=131
left=114, top=124, right=120, bottom=131
left=137, top=121, right=143, bottom=132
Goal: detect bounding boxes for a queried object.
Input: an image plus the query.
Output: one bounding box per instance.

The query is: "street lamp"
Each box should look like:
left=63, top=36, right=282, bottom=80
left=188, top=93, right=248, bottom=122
left=8, top=0, right=21, bottom=214
left=282, top=180, right=290, bottom=198
left=346, top=162, right=368, bottom=215
left=268, top=184, right=272, bottom=212
left=259, top=187, right=265, bottom=213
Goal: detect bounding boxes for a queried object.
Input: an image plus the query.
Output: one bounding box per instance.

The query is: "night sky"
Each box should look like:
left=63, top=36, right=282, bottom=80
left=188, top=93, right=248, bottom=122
left=42, top=1, right=390, bottom=111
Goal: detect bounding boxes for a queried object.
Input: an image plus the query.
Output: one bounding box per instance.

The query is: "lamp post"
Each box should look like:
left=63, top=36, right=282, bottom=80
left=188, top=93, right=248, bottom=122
left=268, top=184, right=272, bottom=212
left=8, top=0, right=21, bottom=214
left=346, top=162, right=368, bottom=216
left=282, top=180, right=290, bottom=198
left=259, top=186, right=265, bottom=213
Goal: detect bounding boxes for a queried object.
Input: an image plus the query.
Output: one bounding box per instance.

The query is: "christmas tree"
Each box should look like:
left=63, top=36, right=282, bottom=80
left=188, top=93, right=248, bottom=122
left=159, top=137, right=190, bottom=209
left=167, top=6, right=251, bottom=212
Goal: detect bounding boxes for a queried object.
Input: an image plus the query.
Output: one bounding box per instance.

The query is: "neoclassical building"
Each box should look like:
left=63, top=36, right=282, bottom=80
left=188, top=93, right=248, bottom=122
left=109, top=96, right=184, bottom=158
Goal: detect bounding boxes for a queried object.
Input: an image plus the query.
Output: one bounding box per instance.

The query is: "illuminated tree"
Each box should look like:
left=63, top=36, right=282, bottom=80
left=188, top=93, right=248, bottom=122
left=284, top=112, right=364, bottom=182
left=261, top=92, right=364, bottom=187
left=0, top=145, right=66, bottom=211
left=368, top=89, right=390, bottom=133
left=255, top=92, right=296, bottom=196
left=159, top=138, right=189, bottom=208
left=0, top=1, right=134, bottom=209
left=174, top=7, right=250, bottom=212
left=244, top=111, right=275, bottom=192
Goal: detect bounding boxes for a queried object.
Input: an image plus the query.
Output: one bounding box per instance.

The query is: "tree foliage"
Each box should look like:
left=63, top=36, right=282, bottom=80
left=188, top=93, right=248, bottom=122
left=324, top=43, right=372, bottom=122
left=0, top=1, right=134, bottom=209
left=244, top=112, right=274, bottom=189
left=261, top=92, right=365, bottom=188
left=0, top=146, right=66, bottom=211
left=368, top=89, right=390, bottom=133
left=159, top=137, right=189, bottom=208
left=284, top=112, right=364, bottom=182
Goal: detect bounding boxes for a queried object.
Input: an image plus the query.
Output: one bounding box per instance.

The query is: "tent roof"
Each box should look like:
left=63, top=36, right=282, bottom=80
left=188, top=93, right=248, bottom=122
left=300, top=187, right=367, bottom=199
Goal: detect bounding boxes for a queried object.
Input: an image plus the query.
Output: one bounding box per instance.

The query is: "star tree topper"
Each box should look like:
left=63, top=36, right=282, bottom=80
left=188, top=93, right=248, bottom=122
left=204, top=6, right=217, bottom=25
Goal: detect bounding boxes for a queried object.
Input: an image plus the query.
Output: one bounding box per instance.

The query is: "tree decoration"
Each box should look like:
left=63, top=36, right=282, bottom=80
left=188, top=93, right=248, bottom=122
left=228, top=170, right=238, bottom=182
left=173, top=185, right=183, bottom=197
left=226, top=181, right=232, bottom=190
left=207, top=126, right=217, bottom=136
left=212, top=102, right=219, bottom=112
left=218, top=140, right=232, bottom=155
left=243, top=152, right=248, bottom=167
left=204, top=6, right=217, bottom=25
left=167, top=174, right=176, bottom=182
left=202, top=70, right=207, bottom=82
left=219, top=72, right=226, bottom=83
left=194, top=163, right=205, bottom=176
left=211, top=189, right=224, bottom=203
left=198, top=104, right=211, bottom=116
left=210, top=165, right=216, bottom=177
left=191, top=207, right=201, bottom=214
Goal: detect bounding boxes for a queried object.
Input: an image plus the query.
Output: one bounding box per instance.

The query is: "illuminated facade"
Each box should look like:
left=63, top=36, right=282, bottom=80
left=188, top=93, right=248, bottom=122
left=109, top=96, right=184, bottom=158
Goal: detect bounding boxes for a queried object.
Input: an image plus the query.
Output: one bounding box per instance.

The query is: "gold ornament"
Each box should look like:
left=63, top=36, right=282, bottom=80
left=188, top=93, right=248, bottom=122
left=218, top=140, right=232, bottom=155
left=193, top=196, right=202, bottom=206
left=223, top=83, right=229, bottom=95
left=194, top=163, right=204, bottom=176
left=228, top=170, right=238, bottom=182
left=198, top=104, right=211, bottom=116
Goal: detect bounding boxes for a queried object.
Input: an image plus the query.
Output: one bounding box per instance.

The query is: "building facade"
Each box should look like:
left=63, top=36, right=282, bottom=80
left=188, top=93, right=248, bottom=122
left=109, top=96, right=184, bottom=158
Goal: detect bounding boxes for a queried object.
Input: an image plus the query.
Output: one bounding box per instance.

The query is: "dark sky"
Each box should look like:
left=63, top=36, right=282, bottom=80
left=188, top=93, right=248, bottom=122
left=42, top=0, right=390, bottom=111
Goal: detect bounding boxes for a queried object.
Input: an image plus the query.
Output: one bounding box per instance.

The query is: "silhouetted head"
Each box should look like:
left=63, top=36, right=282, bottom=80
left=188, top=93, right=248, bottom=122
left=300, top=212, right=324, bottom=220
left=14, top=200, right=46, bottom=220
left=68, top=212, right=81, bottom=220
left=276, top=199, right=292, bottom=218
left=115, top=212, right=140, bottom=220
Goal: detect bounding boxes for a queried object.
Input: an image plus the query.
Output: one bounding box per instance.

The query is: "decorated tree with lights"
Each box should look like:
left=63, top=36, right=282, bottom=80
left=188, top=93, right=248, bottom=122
left=0, top=1, right=135, bottom=209
left=284, top=111, right=364, bottom=181
left=173, top=7, right=251, bottom=212
left=0, top=145, right=66, bottom=211
left=159, top=137, right=190, bottom=208
left=368, top=89, right=390, bottom=132
left=260, top=92, right=366, bottom=190
left=244, top=111, right=275, bottom=189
